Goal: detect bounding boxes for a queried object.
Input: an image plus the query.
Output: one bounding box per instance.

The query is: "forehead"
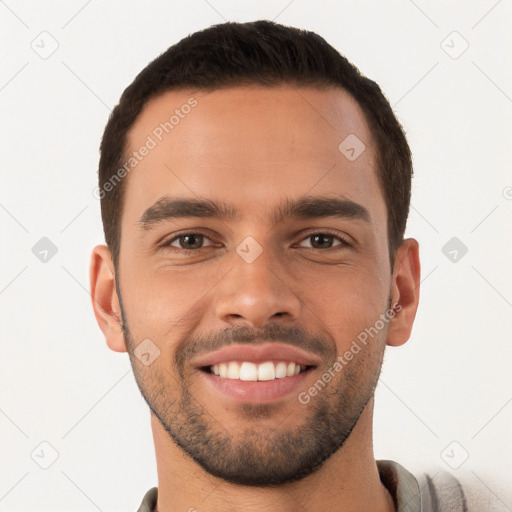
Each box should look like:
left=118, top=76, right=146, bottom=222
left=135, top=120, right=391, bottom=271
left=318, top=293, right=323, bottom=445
left=123, top=85, right=383, bottom=226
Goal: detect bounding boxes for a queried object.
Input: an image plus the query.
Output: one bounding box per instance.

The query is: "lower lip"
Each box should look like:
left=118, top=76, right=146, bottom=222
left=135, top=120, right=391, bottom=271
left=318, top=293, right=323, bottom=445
left=199, top=368, right=314, bottom=403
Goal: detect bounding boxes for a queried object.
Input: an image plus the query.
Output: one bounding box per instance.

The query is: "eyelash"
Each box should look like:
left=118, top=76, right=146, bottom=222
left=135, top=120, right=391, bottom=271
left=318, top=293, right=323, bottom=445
left=160, top=230, right=351, bottom=254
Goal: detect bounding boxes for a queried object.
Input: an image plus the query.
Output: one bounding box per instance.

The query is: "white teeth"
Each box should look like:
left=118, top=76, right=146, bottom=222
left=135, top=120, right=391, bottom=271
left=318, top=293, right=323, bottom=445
left=275, top=361, right=287, bottom=378
left=239, top=362, right=258, bottom=381
left=227, top=361, right=239, bottom=379
left=258, top=361, right=276, bottom=381
left=210, top=361, right=307, bottom=380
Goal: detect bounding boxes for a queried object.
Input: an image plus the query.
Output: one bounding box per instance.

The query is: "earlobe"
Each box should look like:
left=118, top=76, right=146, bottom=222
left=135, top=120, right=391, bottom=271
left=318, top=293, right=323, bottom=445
left=90, top=245, right=127, bottom=353
left=387, top=238, right=421, bottom=347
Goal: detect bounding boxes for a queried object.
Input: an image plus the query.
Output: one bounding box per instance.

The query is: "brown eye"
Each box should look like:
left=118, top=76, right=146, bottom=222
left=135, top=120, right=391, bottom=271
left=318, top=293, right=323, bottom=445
left=165, top=233, right=216, bottom=251
left=310, top=234, right=334, bottom=248
left=176, top=234, right=204, bottom=249
left=298, top=233, right=346, bottom=249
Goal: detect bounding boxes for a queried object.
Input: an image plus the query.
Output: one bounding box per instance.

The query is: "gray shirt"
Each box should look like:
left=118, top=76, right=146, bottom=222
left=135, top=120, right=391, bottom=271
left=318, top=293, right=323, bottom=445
left=136, top=459, right=468, bottom=511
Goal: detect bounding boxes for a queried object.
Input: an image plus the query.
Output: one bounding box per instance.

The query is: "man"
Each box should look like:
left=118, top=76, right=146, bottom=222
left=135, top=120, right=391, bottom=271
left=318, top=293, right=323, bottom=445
left=90, top=20, right=468, bottom=511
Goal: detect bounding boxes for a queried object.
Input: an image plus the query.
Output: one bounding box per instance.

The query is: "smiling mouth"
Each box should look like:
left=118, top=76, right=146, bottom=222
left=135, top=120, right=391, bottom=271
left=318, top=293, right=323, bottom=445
left=200, top=361, right=315, bottom=381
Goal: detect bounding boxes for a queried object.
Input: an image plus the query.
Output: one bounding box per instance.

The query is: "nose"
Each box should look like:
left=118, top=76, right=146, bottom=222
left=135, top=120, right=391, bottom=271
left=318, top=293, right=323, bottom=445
left=214, top=246, right=302, bottom=329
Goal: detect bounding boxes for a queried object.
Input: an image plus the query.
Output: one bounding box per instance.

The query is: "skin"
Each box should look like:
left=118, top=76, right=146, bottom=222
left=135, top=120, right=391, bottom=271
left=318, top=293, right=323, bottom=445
left=90, top=85, right=420, bottom=512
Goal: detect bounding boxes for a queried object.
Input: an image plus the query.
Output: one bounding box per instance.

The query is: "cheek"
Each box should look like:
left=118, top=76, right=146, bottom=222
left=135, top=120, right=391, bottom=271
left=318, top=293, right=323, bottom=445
left=120, top=261, right=228, bottom=340
left=294, top=263, right=390, bottom=350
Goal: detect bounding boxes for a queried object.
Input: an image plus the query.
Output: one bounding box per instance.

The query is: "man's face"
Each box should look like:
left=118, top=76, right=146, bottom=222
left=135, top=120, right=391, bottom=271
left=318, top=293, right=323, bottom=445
left=116, top=85, right=395, bottom=485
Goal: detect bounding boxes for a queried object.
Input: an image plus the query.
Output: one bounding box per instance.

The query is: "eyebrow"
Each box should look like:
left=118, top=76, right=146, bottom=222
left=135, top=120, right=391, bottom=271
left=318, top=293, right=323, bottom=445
left=139, top=195, right=370, bottom=230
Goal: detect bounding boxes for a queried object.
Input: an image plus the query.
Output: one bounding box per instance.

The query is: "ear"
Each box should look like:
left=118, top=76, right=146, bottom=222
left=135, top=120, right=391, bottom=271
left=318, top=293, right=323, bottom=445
left=387, top=238, right=421, bottom=347
left=90, top=245, right=127, bottom=353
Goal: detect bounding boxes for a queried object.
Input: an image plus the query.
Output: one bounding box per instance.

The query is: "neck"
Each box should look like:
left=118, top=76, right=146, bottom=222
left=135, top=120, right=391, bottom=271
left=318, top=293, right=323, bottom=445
left=150, top=398, right=395, bottom=512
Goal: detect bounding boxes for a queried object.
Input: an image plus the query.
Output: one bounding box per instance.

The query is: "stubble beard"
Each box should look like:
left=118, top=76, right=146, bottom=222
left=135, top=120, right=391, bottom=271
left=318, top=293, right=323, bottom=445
left=122, top=319, right=386, bottom=487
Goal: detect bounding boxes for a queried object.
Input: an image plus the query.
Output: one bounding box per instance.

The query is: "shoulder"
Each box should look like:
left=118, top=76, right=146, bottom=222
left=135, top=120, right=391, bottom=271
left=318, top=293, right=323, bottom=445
left=416, top=470, right=468, bottom=511
left=136, top=486, right=158, bottom=512
left=387, top=462, right=506, bottom=512
left=417, top=471, right=510, bottom=512
left=378, top=460, right=474, bottom=512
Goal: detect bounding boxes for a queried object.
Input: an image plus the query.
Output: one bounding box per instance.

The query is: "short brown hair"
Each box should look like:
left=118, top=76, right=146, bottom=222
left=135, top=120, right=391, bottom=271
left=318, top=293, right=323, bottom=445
left=98, top=20, right=412, bottom=266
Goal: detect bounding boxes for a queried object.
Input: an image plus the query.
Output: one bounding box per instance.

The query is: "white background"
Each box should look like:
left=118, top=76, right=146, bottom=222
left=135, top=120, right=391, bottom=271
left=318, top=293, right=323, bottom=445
left=1, top=1, right=511, bottom=510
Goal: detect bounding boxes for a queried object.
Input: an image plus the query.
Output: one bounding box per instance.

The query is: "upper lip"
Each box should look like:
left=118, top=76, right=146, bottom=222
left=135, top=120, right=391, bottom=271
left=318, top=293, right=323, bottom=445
left=192, top=343, right=322, bottom=368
